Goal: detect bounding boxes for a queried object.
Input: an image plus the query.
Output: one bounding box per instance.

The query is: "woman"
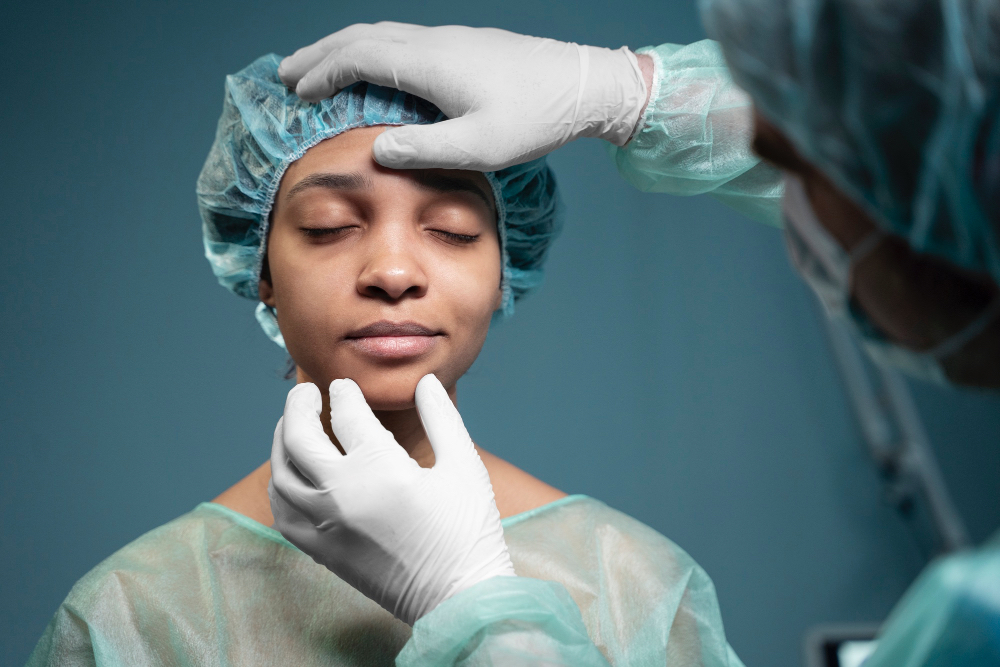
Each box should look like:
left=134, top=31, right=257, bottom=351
left=27, top=55, right=742, bottom=666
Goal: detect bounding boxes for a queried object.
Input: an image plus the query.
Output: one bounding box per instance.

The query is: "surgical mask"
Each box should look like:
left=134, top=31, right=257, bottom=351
left=782, top=174, right=886, bottom=318
left=781, top=174, right=1000, bottom=386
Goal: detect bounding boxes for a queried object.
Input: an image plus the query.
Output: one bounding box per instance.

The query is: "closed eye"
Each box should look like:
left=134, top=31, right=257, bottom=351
left=431, top=230, right=480, bottom=245
left=300, top=226, right=357, bottom=239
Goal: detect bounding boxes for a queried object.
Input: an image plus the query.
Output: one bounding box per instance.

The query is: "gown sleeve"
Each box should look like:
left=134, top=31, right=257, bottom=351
left=862, top=534, right=1000, bottom=667
left=26, top=603, right=113, bottom=667
left=608, top=39, right=785, bottom=228
left=396, top=576, right=611, bottom=666
left=397, top=564, right=745, bottom=666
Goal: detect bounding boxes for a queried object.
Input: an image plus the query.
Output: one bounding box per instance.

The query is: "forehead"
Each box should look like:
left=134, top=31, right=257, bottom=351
left=288, top=126, right=388, bottom=174
left=279, top=126, right=494, bottom=204
left=275, top=126, right=497, bottom=216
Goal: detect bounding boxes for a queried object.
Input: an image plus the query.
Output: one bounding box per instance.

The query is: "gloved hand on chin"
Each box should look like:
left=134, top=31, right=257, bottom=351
left=268, top=373, right=516, bottom=626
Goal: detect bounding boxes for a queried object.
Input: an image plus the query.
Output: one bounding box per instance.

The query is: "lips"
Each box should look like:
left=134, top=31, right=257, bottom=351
left=346, top=321, right=438, bottom=338
left=344, top=320, right=442, bottom=360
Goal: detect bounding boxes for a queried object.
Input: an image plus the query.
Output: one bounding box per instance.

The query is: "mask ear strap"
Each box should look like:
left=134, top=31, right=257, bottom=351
left=846, top=228, right=888, bottom=291
left=927, top=294, right=1000, bottom=361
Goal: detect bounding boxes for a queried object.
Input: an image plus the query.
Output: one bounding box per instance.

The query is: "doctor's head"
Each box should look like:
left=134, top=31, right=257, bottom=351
left=702, top=0, right=1000, bottom=388
left=197, top=56, right=562, bottom=409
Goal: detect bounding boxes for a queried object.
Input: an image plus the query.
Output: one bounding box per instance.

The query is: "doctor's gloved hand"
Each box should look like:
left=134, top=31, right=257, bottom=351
left=268, top=374, right=516, bottom=626
left=277, top=22, right=649, bottom=170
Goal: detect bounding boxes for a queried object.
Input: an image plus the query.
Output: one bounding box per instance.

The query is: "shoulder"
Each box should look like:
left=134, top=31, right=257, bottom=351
left=477, top=447, right=567, bottom=519
left=28, top=506, right=237, bottom=665
left=505, top=495, right=704, bottom=576
left=57, top=506, right=240, bottom=610
left=27, top=505, right=289, bottom=665
left=29, top=504, right=410, bottom=666
left=503, top=496, right=737, bottom=665
left=504, top=496, right=730, bottom=657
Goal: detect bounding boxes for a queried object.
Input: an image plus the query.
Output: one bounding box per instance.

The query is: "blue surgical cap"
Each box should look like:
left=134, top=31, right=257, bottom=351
left=700, top=0, right=1000, bottom=285
left=197, top=54, right=563, bottom=348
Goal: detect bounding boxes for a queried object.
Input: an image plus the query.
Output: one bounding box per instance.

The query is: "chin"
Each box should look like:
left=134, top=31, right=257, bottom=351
left=356, top=377, right=418, bottom=410
left=324, top=363, right=448, bottom=411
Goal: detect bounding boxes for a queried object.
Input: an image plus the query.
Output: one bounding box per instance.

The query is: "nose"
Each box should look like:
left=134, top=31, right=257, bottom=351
left=357, top=244, right=428, bottom=302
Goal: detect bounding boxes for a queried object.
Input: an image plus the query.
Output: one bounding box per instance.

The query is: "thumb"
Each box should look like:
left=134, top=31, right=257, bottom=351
left=373, top=116, right=508, bottom=170
left=414, top=374, right=475, bottom=469
left=327, top=378, right=398, bottom=454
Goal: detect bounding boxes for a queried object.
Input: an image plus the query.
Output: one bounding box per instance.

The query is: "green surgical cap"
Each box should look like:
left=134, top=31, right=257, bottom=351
left=700, top=0, right=1000, bottom=284
left=197, top=54, right=563, bottom=348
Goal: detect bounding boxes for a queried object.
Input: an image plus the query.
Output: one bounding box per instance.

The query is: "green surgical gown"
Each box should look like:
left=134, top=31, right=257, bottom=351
left=28, top=495, right=744, bottom=666
left=610, top=39, right=785, bottom=227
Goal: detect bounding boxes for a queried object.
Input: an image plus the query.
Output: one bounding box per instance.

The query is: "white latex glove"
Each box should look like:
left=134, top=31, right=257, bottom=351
left=277, top=22, right=648, bottom=170
left=268, top=374, right=516, bottom=626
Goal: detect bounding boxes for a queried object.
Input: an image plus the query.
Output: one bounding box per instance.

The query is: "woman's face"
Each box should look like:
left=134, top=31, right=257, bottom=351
left=259, top=126, right=502, bottom=410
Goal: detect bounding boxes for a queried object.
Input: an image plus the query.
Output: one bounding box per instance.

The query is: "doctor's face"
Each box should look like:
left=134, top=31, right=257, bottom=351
left=259, top=126, right=502, bottom=410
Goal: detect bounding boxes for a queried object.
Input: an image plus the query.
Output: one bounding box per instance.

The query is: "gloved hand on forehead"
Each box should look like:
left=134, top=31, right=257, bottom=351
left=278, top=22, right=648, bottom=171
left=268, top=374, right=516, bottom=626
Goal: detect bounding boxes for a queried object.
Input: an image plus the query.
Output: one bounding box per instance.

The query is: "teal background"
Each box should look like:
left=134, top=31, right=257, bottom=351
left=2, top=1, right=998, bottom=665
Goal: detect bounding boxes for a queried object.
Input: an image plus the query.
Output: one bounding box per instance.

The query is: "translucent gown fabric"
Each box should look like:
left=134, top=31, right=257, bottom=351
left=864, top=532, right=1000, bottom=667
left=197, top=54, right=563, bottom=348
left=699, top=0, right=1000, bottom=286
left=608, top=40, right=785, bottom=228
left=27, top=495, right=744, bottom=667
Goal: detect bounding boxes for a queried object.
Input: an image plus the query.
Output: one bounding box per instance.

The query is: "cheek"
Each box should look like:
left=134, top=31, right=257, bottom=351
left=430, top=244, right=502, bottom=380
left=268, top=242, right=357, bottom=346
left=439, top=245, right=502, bottom=325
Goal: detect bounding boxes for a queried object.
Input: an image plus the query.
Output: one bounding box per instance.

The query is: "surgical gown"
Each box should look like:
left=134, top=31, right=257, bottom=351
left=27, top=495, right=744, bottom=666
left=609, top=39, right=785, bottom=228
left=864, top=532, right=1000, bottom=667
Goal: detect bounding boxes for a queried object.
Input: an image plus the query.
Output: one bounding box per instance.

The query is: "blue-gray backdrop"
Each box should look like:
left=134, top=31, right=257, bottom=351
left=2, top=1, right=998, bottom=665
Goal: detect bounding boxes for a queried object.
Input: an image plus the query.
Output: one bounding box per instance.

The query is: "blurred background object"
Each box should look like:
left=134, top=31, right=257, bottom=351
left=1, top=1, right=997, bottom=665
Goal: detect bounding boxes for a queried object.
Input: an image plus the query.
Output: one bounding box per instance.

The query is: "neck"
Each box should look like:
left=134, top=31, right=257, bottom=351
left=297, top=368, right=448, bottom=469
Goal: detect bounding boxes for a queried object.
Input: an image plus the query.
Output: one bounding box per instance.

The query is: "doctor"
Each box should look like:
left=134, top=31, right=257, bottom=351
left=271, top=2, right=1000, bottom=665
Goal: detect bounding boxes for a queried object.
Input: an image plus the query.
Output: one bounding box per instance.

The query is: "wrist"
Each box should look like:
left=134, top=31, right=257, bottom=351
left=578, top=45, right=648, bottom=145
left=636, top=53, right=654, bottom=125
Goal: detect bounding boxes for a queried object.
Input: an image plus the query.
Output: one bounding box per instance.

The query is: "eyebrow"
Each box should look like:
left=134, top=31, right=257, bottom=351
left=285, top=170, right=495, bottom=214
left=285, top=172, right=374, bottom=200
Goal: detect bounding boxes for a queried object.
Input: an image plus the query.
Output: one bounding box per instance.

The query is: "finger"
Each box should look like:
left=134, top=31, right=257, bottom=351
left=268, top=476, right=308, bottom=530
left=294, top=37, right=435, bottom=103
left=277, top=23, right=381, bottom=86
left=414, top=374, right=475, bottom=468
left=279, top=22, right=427, bottom=87
left=280, top=383, right=343, bottom=487
left=372, top=117, right=513, bottom=170
left=268, top=480, right=329, bottom=560
left=269, top=416, right=324, bottom=520
left=328, top=378, right=399, bottom=454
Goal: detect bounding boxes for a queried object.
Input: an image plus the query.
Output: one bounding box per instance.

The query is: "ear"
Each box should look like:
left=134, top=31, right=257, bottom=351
left=259, top=276, right=276, bottom=308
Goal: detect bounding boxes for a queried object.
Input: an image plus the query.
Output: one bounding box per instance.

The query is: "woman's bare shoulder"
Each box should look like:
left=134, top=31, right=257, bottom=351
left=476, top=447, right=567, bottom=519
left=213, top=452, right=566, bottom=525
left=213, top=462, right=274, bottom=527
